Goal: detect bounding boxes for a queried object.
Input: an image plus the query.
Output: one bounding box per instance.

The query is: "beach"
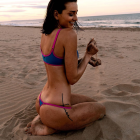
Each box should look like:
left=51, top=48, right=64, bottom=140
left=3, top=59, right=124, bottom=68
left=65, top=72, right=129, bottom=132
left=0, top=25, right=140, bottom=140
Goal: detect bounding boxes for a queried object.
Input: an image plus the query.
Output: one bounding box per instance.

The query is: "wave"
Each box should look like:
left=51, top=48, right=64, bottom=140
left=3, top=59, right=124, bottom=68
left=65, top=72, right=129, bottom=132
left=1, top=13, right=140, bottom=28
left=125, top=21, right=140, bottom=24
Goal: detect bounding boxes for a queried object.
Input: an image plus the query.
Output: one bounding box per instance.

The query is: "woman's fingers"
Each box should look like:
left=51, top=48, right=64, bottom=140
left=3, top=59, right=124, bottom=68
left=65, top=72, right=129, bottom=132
left=91, top=56, right=96, bottom=61
left=88, top=38, right=94, bottom=45
left=86, top=38, right=98, bottom=55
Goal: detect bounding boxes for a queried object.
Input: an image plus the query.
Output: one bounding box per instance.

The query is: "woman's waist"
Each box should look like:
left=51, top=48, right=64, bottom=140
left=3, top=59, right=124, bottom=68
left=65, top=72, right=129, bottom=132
left=40, top=90, right=71, bottom=107
left=43, top=81, right=71, bottom=91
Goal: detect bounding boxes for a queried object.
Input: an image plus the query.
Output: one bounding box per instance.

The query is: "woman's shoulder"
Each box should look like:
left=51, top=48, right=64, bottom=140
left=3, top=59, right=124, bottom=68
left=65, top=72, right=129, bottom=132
left=61, top=28, right=77, bottom=40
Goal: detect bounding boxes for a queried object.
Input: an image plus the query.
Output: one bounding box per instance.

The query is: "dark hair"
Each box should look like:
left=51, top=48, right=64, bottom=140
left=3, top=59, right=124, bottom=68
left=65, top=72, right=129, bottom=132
left=41, top=0, right=80, bottom=35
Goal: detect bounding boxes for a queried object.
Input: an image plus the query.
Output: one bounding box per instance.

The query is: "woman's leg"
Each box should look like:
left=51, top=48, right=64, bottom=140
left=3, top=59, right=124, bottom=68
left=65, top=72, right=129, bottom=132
left=39, top=101, right=106, bottom=131
left=25, top=93, right=104, bottom=135
left=25, top=94, right=59, bottom=135
left=71, top=93, right=97, bottom=105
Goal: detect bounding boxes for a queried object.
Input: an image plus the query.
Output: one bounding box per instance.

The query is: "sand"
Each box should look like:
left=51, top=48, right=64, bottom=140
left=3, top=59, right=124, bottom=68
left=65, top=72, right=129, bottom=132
left=0, top=25, right=140, bottom=140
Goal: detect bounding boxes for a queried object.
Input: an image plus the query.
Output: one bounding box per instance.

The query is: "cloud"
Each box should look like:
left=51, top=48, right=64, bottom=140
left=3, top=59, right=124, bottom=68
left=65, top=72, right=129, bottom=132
left=0, top=15, right=11, bottom=17
left=1, top=9, right=26, bottom=12
left=15, top=5, right=47, bottom=9
left=0, top=0, right=49, bottom=5
left=0, top=6, right=5, bottom=8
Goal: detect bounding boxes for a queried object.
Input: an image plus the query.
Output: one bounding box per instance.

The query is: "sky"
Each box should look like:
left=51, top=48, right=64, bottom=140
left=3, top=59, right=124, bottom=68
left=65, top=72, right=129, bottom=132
left=0, top=0, right=140, bottom=22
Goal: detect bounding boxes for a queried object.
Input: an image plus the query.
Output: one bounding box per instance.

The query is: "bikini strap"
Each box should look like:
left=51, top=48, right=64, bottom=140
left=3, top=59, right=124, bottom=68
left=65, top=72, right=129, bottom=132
left=52, top=29, right=61, bottom=49
left=40, top=29, right=61, bottom=51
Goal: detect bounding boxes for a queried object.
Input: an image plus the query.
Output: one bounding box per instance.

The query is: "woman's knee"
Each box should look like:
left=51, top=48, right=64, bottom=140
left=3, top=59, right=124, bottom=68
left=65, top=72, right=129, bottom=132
left=89, top=102, right=106, bottom=120
left=79, top=102, right=105, bottom=123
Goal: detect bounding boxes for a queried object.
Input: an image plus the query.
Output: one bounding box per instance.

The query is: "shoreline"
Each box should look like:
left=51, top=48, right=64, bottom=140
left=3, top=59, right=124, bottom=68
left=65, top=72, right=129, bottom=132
left=0, top=25, right=140, bottom=31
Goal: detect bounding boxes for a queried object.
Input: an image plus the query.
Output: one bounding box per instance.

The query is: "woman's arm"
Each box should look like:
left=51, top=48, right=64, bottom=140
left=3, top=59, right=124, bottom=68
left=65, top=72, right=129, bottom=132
left=78, top=58, right=82, bottom=65
left=63, top=29, right=98, bottom=85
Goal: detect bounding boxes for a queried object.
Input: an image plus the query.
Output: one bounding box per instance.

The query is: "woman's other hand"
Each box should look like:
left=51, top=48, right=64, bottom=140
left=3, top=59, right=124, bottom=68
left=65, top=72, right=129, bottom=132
left=86, top=38, right=98, bottom=56
left=89, top=57, right=101, bottom=67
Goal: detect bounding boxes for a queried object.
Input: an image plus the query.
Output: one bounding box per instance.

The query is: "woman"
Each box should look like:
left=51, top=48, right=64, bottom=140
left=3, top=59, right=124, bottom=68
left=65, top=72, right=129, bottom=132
left=25, top=0, right=105, bottom=135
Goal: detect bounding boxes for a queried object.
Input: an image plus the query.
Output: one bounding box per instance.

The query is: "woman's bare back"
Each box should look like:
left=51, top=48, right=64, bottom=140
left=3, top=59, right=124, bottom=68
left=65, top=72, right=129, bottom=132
left=39, top=29, right=72, bottom=108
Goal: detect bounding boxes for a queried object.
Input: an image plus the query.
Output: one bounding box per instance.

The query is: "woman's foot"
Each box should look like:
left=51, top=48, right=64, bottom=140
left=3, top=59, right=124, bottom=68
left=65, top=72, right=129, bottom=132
left=25, top=115, right=59, bottom=135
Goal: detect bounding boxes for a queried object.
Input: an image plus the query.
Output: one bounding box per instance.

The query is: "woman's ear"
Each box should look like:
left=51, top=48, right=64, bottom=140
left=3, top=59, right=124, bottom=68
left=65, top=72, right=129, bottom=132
left=54, top=10, right=59, bottom=20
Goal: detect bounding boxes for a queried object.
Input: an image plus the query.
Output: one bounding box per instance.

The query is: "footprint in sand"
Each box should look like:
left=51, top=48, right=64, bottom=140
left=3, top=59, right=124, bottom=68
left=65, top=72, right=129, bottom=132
left=79, top=44, right=85, bottom=48
left=114, top=84, right=140, bottom=93
left=133, top=59, right=140, bottom=62
left=102, top=84, right=140, bottom=96
left=115, top=55, right=124, bottom=59
left=102, top=88, right=129, bottom=96
left=132, top=79, right=140, bottom=84
left=98, top=116, right=124, bottom=140
left=131, top=46, right=139, bottom=49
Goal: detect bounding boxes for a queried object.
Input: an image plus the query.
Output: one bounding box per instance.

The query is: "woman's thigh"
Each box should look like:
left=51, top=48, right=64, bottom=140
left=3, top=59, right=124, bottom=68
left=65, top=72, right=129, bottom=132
left=71, top=93, right=97, bottom=105
left=35, top=94, right=40, bottom=114
left=36, top=93, right=96, bottom=114
left=40, top=101, right=105, bottom=131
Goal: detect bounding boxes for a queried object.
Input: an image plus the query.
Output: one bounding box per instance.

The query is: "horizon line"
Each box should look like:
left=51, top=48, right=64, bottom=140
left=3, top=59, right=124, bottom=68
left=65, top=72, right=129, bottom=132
left=0, top=12, right=140, bottom=22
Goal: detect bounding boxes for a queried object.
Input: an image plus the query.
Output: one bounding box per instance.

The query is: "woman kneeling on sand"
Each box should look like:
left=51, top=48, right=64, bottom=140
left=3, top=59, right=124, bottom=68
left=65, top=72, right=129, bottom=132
left=25, top=0, right=106, bottom=135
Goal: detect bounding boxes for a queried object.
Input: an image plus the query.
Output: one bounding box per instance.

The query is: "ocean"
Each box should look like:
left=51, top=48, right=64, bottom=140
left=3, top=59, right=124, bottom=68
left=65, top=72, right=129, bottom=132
left=0, top=13, right=140, bottom=28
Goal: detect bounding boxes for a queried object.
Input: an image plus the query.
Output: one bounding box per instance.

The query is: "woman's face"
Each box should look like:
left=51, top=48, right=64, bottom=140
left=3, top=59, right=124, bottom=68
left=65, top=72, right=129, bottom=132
left=56, top=2, right=78, bottom=28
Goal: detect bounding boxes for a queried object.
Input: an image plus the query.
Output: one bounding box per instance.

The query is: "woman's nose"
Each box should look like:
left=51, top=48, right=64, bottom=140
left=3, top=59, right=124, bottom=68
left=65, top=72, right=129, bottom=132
left=73, top=15, right=78, bottom=21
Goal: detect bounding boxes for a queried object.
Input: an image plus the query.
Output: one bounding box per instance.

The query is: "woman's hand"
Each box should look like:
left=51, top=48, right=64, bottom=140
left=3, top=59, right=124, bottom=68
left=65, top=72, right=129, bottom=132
left=89, top=57, right=101, bottom=67
left=86, top=38, right=98, bottom=56
left=78, top=57, right=101, bottom=67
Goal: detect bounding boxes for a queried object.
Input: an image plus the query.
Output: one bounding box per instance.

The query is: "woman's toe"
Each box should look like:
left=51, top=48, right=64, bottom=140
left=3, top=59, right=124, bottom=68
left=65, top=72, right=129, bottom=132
left=24, top=127, right=29, bottom=132
left=27, top=122, right=32, bottom=128
left=26, top=127, right=32, bottom=133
